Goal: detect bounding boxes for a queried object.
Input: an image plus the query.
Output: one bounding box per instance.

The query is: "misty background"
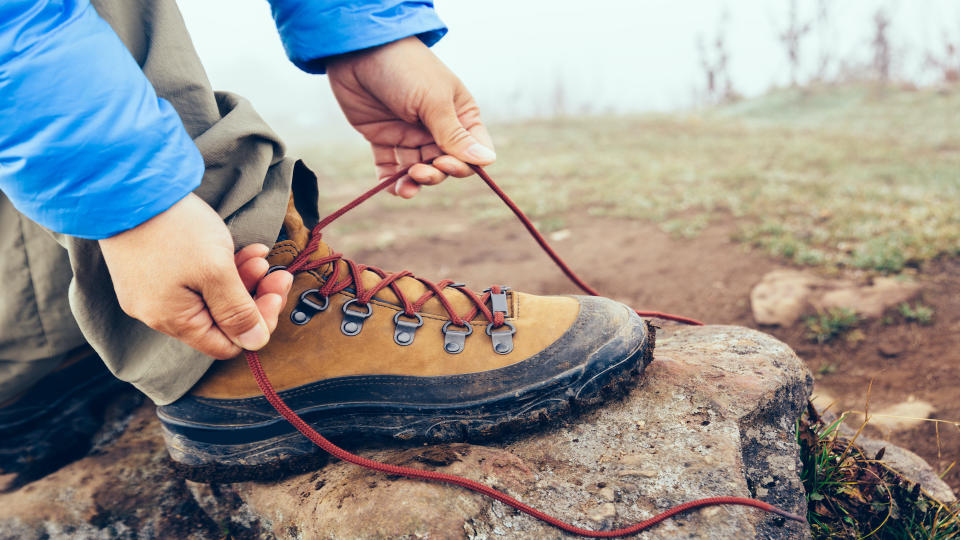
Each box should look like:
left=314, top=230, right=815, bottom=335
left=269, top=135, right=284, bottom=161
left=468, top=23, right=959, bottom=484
left=177, top=1, right=960, bottom=146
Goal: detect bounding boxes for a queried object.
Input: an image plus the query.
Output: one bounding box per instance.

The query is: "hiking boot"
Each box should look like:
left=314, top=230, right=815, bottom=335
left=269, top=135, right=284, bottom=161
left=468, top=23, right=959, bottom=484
left=0, top=346, right=138, bottom=490
left=158, top=200, right=653, bottom=482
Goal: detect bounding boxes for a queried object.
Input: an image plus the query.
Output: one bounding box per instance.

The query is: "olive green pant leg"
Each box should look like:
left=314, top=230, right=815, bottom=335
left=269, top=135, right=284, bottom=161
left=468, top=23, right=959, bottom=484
left=0, top=0, right=318, bottom=405
left=0, top=195, right=85, bottom=403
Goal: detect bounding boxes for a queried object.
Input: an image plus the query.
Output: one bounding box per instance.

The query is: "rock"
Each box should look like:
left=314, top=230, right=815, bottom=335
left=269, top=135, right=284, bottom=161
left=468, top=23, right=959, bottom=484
left=849, top=397, right=935, bottom=432
left=816, top=277, right=920, bottom=319
left=877, top=339, right=906, bottom=357
left=588, top=502, right=617, bottom=524
left=826, top=412, right=957, bottom=505
left=750, top=270, right=821, bottom=326
left=0, top=406, right=232, bottom=540
left=750, top=270, right=922, bottom=326
left=0, top=326, right=814, bottom=539
left=853, top=435, right=957, bottom=504
left=597, top=486, right=617, bottom=502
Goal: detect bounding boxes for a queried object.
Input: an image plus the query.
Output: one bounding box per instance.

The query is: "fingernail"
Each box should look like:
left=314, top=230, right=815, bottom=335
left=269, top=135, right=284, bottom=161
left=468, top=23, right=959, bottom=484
left=236, top=321, right=270, bottom=350
left=465, top=143, right=496, bottom=163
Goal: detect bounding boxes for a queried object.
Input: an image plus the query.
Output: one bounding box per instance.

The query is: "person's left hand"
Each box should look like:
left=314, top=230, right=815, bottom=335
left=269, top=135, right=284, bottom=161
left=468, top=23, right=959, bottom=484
left=327, top=36, right=495, bottom=198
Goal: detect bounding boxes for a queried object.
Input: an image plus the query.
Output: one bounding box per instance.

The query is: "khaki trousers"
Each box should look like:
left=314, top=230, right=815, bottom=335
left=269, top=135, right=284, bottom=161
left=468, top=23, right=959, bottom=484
left=0, top=0, right=318, bottom=405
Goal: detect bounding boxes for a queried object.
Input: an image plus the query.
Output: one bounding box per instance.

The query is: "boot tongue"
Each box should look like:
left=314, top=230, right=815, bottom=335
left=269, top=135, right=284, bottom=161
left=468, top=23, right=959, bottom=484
left=281, top=196, right=312, bottom=250
left=270, top=197, right=495, bottom=321
left=268, top=197, right=336, bottom=272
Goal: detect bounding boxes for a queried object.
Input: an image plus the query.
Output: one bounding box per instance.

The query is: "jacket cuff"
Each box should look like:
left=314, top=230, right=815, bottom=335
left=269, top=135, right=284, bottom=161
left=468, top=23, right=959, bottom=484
left=269, top=1, right=447, bottom=74
left=0, top=0, right=204, bottom=239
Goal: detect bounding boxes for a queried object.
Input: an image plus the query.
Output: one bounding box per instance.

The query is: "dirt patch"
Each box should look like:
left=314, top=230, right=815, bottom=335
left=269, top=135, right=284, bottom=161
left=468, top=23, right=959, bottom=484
left=332, top=205, right=960, bottom=495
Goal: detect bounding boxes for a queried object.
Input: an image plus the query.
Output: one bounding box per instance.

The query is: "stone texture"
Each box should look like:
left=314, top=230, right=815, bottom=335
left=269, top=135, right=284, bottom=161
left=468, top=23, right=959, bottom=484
left=816, top=277, right=921, bottom=319
left=858, top=398, right=935, bottom=432
left=750, top=270, right=822, bottom=326
left=0, top=326, right=816, bottom=539
left=750, top=270, right=922, bottom=326
left=0, top=405, right=228, bottom=540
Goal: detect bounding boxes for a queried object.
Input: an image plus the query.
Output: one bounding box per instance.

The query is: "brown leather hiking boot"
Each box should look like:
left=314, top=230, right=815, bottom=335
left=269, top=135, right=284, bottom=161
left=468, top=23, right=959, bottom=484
left=159, top=199, right=652, bottom=482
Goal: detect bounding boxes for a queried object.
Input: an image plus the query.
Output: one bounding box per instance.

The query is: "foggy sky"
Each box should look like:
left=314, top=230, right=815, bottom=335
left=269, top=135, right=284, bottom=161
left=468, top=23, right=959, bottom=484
left=177, top=1, right=960, bottom=145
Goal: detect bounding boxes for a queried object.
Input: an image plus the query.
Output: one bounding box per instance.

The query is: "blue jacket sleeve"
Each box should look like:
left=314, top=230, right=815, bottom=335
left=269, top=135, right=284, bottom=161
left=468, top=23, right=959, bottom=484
left=267, top=0, right=447, bottom=74
left=0, top=0, right=203, bottom=239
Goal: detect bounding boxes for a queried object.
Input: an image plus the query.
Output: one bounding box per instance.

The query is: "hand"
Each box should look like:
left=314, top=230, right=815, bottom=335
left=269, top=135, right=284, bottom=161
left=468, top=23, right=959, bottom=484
left=99, top=194, right=293, bottom=359
left=327, top=36, right=496, bottom=198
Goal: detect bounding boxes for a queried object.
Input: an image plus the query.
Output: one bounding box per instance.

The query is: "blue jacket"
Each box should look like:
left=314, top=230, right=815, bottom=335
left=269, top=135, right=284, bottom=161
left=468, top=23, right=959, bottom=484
left=0, top=0, right=445, bottom=239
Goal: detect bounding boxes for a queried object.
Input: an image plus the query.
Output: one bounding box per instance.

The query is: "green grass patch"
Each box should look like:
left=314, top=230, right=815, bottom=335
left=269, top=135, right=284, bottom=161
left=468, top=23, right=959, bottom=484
left=799, top=404, right=960, bottom=539
left=898, top=302, right=935, bottom=326
left=805, top=308, right=861, bottom=344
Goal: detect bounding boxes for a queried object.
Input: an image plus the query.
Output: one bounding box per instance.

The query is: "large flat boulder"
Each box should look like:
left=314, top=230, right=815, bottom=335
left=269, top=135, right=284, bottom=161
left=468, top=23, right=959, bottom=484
left=0, top=326, right=815, bottom=539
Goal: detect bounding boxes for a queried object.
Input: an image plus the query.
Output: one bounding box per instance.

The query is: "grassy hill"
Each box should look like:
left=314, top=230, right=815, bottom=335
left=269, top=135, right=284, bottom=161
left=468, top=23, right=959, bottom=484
left=299, top=85, right=960, bottom=274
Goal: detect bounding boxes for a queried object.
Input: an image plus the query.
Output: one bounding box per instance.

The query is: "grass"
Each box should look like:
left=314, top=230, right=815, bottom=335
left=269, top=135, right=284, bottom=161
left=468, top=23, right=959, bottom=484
left=898, top=302, right=935, bottom=326
left=295, top=84, right=960, bottom=273
left=805, top=308, right=861, bottom=344
left=798, top=403, right=960, bottom=539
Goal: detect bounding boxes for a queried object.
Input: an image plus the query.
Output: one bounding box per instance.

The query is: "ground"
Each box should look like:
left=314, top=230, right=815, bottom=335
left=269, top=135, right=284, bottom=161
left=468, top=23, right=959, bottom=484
left=297, top=85, right=960, bottom=495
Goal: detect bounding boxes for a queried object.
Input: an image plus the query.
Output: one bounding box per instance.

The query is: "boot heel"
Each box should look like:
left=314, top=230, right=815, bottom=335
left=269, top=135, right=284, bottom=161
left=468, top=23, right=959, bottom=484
left=161, top=426, right=326, bottom=482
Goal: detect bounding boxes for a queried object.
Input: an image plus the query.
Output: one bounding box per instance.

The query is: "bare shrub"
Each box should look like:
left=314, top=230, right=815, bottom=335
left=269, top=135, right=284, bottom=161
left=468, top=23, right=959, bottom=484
left=696, top=10, right=738, bottom=104
left=777, top=0, right=815, bottom=86
left=870, top=9, right=893, bottom=84
left=925, top=29, right=960, bottom=84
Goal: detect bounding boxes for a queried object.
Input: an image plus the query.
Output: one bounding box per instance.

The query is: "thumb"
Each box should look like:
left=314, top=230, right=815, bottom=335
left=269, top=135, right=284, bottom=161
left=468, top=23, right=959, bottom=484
left=201, top=267, right=270, bottom=351
left=420, top=99, right=496, bottom=165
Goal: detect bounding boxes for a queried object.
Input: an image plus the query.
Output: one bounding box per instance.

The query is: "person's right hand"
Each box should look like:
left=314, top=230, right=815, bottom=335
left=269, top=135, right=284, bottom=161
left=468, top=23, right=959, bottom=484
left=99, top=193, right=293, bottom=359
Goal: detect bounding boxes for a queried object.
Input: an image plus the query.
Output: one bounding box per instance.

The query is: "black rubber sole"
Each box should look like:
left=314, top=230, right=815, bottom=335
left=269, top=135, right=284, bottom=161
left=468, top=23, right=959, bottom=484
left=166, top=322, right=654, bottom=484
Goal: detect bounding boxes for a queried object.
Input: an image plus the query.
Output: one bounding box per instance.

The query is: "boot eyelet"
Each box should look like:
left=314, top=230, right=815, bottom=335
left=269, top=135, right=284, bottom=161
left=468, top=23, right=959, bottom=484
left=266, top=265, right=288, bottom=275
left=290, top=288, right=328, bottom=325
left=483, top=287, right=511, bottom=316
left=341, top=298, right=373, bottom=336
left=393, top=311, right=424, bottom=346
left=441, top=321, right=473, bottom=354
left=486, top=321, right=517, bottom=354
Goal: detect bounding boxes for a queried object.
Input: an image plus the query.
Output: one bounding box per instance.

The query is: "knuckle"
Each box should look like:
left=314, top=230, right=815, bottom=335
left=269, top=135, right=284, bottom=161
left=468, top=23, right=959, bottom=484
left=447, top=126, right=472, bottom=145
left=196, top=260, right=231, bottom=285
left=214, top=303, right=260, bottom=332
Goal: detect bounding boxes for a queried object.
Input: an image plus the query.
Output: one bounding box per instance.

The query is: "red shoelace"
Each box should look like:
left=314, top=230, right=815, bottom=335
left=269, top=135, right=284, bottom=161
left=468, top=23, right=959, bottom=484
left=244, top=164, right=805, bottom=537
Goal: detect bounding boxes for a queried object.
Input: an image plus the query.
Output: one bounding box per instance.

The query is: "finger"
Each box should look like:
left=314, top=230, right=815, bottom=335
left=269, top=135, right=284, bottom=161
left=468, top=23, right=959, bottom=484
left=396, top=146, right=422, bottom=170
left=234, top=243, right=269, bottom=267
left=419, top=143, right=443, bottom=163
left=464, top=120, right=495, bottom=154
left=408, top=163, right=447, bottom=186
left=200, top=264, right=270, bottom=351
left=371, top=143, right=401, bottom=195
left=255, top=293, right=285, bottom=334
left=432, top=155, right=474, bottom=178
left=167, top=302, right=242, bottom=360
left=394, top=176, right=421, bottom=198
left=237, top=257, right=269, bottom=292
left=255, top=268, right=293, bottom=302
left=419, top=98, right=496, bottom=166
left=253, top=271, right=292, bottom=334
